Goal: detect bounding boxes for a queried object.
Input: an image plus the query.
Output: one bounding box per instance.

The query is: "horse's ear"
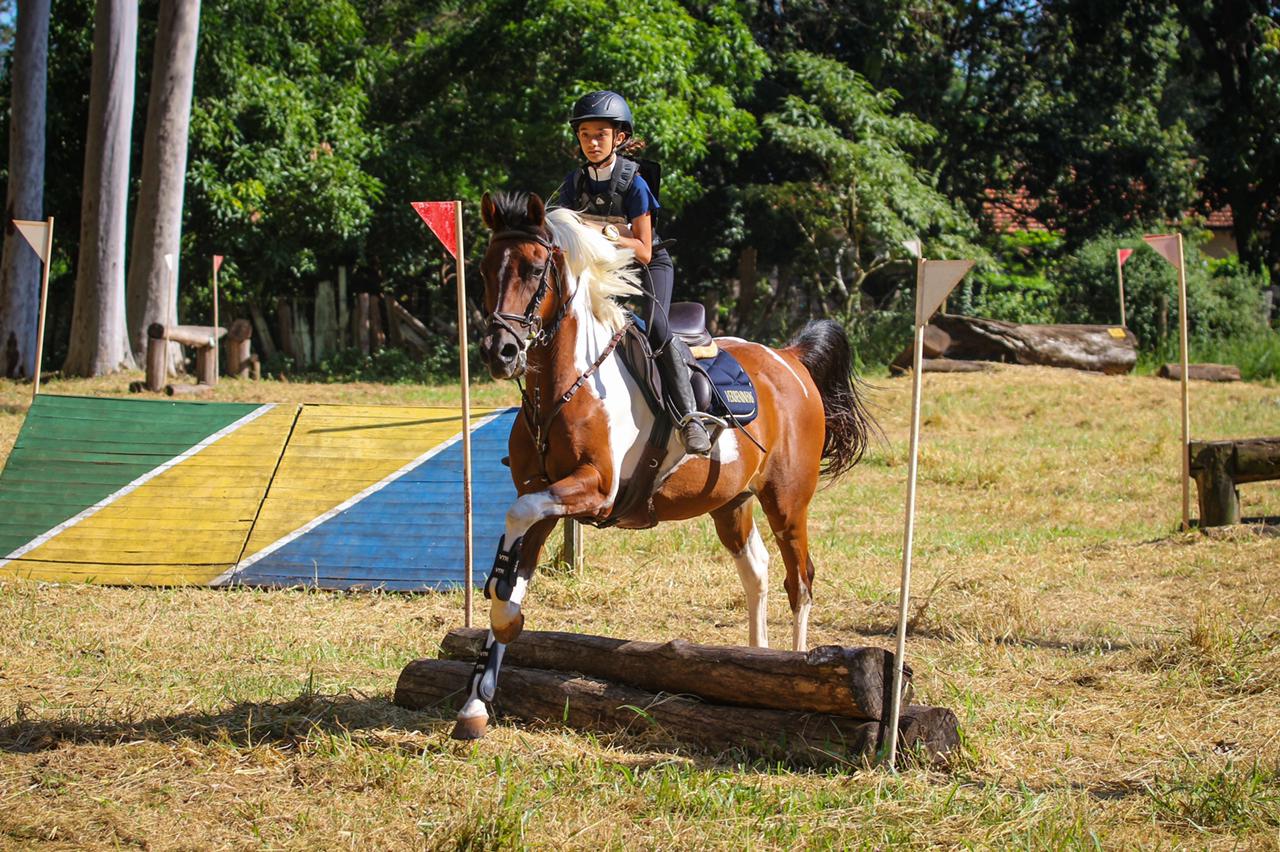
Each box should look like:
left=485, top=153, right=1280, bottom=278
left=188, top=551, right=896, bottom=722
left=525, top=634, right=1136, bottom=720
left=526, top=193, right=546, bottom=227
left=481, top=192, right=500, bottom=230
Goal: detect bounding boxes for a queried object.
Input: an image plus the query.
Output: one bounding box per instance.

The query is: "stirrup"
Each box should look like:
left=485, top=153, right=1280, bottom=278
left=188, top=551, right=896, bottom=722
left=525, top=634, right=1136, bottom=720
left=677, top=412, right=725, bottom=454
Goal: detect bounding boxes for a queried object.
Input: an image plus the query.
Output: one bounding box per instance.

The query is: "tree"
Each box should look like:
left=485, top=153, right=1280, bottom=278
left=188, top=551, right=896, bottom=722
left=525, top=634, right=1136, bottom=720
left=0, top=0, right=49, bottom=379
left=183, top=0, right=380, bottom=313
left=1177, top=0, right=1280, bottom=277
left=360, top=0, right=765, bottom=316
left=63, top=0, right=137, bottom=376
left=735, top=52, right=979, bottom=336
left=126, top=0, right=202, bottom=364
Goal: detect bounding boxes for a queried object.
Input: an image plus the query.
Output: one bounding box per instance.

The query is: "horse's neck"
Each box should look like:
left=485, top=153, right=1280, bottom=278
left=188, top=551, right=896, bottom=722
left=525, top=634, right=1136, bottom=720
left=529, top=270, right=616, bottom=399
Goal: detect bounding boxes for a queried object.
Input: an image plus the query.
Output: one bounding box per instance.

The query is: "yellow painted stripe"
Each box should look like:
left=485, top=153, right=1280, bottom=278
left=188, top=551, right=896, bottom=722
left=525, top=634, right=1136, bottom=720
left=240, top=405, right=506, bottom=561
left=4, top=405, right=297, bottom=585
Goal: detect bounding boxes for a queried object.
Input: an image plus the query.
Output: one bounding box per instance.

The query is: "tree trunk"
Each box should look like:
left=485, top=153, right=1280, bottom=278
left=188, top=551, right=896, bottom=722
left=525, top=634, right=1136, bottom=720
left=63, top=0, right=138, bottom=377
left=126, top=0, right=201, bottom=366
left=926, top=314, right=1138, bottom=374
left=0, top=0, right=49, bottom=380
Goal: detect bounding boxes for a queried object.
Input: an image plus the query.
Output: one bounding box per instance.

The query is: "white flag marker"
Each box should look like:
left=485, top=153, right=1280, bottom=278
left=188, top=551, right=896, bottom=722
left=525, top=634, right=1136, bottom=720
left=884, top=251, right=973, bottom=772
left=1144, top=233, right=1191, bottom=530
left=13, top=218, right=55, bottom=399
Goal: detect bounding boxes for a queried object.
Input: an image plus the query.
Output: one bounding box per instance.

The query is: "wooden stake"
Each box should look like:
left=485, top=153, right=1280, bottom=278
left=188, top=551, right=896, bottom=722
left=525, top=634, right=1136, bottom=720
left=454, top=201, right=474, bottom=628
left=211, top=256, right=220, bottom=377
left=1117, top=254, right=1127, bottom=328
left=885, top=253, right=927, bottom=772
left=31, top=217, right=53, bottom=400
left=1175, top=233, right=1190, bottom=530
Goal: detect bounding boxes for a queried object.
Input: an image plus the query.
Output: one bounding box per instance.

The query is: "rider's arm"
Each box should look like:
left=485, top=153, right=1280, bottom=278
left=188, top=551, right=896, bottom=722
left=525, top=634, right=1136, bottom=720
left=616, top=212, right=653, bottom=265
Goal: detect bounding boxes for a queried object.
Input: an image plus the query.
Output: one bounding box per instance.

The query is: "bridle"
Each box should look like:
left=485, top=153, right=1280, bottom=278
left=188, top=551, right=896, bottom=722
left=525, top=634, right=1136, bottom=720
left=484, top=225, right=628, bottom=476
left=485, top=229, right=571, bottom=356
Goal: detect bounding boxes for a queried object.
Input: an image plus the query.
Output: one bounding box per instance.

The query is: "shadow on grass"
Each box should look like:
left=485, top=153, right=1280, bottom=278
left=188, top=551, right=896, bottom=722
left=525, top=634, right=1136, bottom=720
left=0, top=690, right=458, bottom=755
left=849, top=622, right=1135, bottom=654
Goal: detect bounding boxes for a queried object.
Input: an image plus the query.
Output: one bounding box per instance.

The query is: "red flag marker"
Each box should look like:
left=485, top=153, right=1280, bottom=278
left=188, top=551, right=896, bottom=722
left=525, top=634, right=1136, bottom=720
left=1117, top=248, right=1134, bottom=267
left=213, top=254, right=224, bottom=274
left=412, top=201, right=459, bottom=258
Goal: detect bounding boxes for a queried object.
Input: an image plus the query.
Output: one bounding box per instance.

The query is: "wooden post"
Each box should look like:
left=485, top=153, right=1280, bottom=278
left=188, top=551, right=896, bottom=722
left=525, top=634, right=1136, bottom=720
left=563, top=519, right=583, bottom=572
left=886, top=252, right=927, bottom=772
left=195, top=347, right=217, bottom=385
left=1116, top=252, right=1127, bottom=328
left=1175, top=234, right=1190, bottom=530
left=211, top=256, right=219, bottom=377
left=354, top=293, right=370, bottom=354
left=315, top=279, right=337, bottom=360
left=369, top=294, right=386, bottom=352
left=225, top=318, right=253, bottom=377
left=454, top=201, right=474, bottom=628
left=31, top=217, right=54, bottom=400
left=146, top=329, right=167, bottom=392
left=337, top=266, right=349, bottom=348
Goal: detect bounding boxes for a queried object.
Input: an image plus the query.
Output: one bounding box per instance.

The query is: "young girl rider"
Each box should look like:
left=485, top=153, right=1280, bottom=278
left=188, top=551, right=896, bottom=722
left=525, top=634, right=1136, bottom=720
left=558, top=90, right=712, bottom=456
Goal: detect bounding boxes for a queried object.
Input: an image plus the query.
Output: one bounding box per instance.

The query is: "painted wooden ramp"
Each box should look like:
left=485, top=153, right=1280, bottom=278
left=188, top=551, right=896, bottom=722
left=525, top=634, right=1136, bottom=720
left=0, top=395, right=517, bottom=590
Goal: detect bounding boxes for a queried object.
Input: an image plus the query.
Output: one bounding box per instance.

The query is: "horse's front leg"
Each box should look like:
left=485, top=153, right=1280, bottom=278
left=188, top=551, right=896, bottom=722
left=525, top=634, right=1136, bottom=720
left=452, top=466, right=610, bottom=740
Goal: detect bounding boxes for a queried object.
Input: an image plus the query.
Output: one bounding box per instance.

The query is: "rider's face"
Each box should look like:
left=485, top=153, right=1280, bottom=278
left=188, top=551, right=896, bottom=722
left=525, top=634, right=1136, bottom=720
left=576, top=120, right=624, bottom=163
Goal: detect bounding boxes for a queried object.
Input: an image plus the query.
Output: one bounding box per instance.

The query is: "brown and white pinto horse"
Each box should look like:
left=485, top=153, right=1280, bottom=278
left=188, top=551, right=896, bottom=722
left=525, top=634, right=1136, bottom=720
left=453, top=191, right=877, bottom=739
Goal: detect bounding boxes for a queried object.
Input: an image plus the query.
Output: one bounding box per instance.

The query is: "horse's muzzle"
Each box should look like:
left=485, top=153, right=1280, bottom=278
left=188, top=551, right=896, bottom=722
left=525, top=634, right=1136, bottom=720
left=480, top=326, right=526, bottom=379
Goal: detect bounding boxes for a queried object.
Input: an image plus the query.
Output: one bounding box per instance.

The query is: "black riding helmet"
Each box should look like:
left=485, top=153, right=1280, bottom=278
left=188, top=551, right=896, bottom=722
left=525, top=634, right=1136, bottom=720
left=569, top=90, right=634, bottom=137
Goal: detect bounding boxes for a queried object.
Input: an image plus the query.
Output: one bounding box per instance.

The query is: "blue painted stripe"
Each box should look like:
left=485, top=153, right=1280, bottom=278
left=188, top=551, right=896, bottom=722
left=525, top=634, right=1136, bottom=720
left=231, top=410, right=518, bottom=590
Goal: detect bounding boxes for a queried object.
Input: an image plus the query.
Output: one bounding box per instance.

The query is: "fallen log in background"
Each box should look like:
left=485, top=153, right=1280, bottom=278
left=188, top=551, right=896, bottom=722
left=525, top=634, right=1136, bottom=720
left=890, top=358, right=993, bottom=376
left=439, top=628, right=910, bottom=720
left=394, top=658, right=958, bottom=769
left=895, top=314, right=1138, bottom=374
left=1158, top=363, right=1242, bottom=382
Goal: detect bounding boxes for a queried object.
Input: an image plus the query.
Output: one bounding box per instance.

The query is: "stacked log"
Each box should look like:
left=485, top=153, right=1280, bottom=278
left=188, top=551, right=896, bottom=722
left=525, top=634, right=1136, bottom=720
left=395, top=628, right=960, bottom=769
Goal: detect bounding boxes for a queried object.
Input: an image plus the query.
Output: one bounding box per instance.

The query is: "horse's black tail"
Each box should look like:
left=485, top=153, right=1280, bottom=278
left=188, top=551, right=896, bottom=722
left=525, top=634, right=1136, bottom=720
left=786, top=320, right=879, bottom=479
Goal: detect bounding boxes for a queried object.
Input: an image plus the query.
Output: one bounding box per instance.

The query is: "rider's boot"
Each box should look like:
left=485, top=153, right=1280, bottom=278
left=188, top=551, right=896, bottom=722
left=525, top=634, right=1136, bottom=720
left=656, top=337, right=712, bottom=456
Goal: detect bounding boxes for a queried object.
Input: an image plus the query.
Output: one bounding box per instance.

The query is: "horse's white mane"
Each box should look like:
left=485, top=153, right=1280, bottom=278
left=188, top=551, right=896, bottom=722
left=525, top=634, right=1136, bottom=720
left=545, top=208, right=641, bottom=331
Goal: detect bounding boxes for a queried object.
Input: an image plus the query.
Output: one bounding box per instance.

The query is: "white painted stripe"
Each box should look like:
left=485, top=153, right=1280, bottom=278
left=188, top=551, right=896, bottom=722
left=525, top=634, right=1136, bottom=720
left=0, top=404, right=278, bottom=570
left=215, top=409, right=506, bottom=586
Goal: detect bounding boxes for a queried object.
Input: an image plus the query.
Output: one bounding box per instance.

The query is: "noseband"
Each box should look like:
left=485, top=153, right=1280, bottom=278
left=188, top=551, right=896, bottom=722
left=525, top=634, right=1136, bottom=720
left=486, top=229, right=570, bottom=353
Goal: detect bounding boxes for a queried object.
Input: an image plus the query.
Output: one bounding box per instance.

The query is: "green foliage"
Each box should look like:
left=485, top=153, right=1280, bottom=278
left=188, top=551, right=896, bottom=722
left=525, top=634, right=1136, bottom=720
left=739, top=50, right=981, bottom=335
left=184, top=0, right=382, bottom=301
left=968, top=231, right=1065, bottom=325
left=1054, top=232, right=1269, bottom=352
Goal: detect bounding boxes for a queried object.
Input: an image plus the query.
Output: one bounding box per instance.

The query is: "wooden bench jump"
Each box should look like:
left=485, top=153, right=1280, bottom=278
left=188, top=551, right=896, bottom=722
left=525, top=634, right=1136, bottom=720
left=1189, top=437, right=1280, bottom=526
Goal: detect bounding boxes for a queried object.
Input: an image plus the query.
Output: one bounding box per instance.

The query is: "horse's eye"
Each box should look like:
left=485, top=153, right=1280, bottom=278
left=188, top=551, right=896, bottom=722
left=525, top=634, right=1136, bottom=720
left=530, top=264, right=546, bottom=278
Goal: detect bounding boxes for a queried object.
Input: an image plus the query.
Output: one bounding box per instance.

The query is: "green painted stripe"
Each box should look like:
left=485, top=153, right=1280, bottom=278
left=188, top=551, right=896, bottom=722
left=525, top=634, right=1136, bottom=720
left=0, top=395, right=265, bottom=557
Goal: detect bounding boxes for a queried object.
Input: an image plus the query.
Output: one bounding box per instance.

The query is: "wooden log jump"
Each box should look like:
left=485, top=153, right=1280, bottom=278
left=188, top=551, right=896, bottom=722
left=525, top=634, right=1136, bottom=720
left=224, top=318, right=261, bottom=380
left=138, top=323, right=227, bottom=393
left=395, top=629, right=960, bottom=768
left=1190, top=437, right=1280, bottom=526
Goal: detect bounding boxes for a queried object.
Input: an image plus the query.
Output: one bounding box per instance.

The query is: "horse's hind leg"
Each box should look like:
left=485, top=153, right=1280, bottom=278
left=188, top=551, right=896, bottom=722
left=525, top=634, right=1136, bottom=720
left=757, top=488, right=815, bottom=652
left=711, top=494, right=770, bottom=648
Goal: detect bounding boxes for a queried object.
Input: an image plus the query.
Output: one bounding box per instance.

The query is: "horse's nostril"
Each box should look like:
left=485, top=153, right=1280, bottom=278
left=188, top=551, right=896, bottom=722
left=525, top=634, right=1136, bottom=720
left=499, top=343, right=518, bottom=362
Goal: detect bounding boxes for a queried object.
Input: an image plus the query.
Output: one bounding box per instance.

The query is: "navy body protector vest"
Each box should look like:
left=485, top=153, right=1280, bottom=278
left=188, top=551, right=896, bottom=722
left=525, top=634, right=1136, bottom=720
left=573, top=157, right=662, bottom=231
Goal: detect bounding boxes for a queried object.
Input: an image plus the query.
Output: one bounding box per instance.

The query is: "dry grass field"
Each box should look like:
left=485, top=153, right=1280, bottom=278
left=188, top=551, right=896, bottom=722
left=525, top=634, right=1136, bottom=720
left=1, top=365, right=1278, bottom=849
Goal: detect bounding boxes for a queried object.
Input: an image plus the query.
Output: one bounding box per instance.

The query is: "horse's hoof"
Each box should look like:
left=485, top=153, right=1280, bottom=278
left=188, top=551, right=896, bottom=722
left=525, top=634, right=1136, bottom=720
left=451, top=715, right=489, bottom=740
left=492, top=611, right=524, bottom=645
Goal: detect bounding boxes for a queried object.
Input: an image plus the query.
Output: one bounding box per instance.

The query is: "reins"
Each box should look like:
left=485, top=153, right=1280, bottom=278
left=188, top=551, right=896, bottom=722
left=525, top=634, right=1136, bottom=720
left=485, top=228, right=617, bottom=465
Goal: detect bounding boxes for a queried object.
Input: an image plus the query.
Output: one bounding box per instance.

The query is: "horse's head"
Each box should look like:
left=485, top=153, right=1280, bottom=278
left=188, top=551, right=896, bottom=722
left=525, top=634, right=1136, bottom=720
left=479, top=191, right=562, bottom=380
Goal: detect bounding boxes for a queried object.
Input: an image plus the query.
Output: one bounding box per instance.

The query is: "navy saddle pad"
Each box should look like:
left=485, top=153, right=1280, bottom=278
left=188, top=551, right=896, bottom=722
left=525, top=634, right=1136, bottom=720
left=695, top=348, right=758, bottom=426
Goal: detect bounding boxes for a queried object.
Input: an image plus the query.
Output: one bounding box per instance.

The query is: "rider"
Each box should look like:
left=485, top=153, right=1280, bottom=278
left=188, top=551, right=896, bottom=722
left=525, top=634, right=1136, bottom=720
left=558, top=90, right=712, bottom=456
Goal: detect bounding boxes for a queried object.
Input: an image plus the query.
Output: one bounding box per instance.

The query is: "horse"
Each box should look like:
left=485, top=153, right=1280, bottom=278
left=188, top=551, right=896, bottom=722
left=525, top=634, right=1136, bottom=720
left=452, top=190, right=877, bottom=739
